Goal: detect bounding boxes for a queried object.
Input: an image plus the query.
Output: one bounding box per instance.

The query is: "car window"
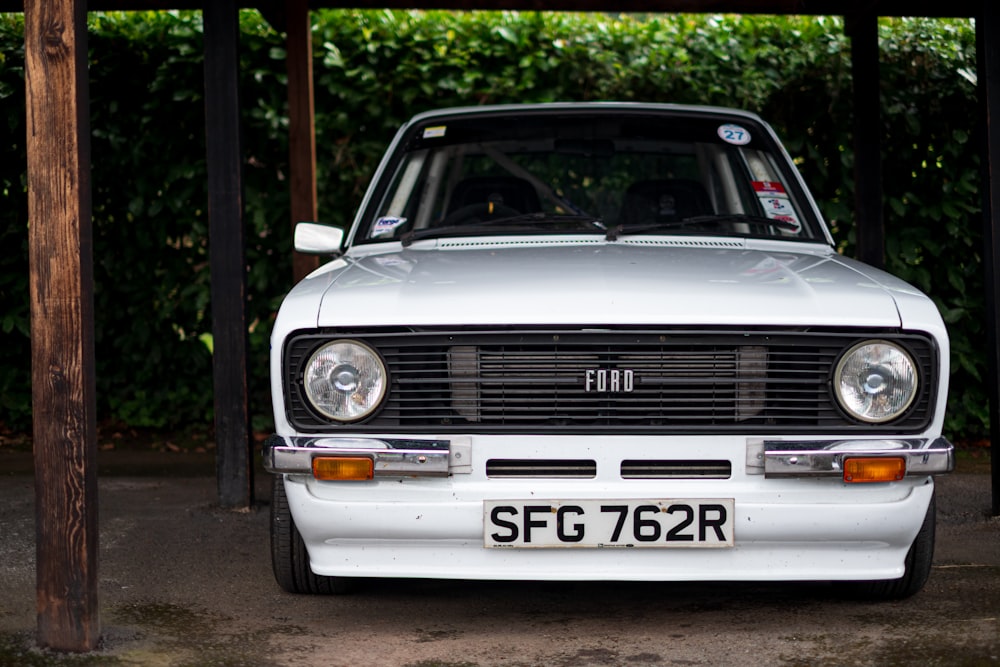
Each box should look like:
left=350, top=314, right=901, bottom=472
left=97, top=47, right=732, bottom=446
left=359, top=112, right=821, bottom=244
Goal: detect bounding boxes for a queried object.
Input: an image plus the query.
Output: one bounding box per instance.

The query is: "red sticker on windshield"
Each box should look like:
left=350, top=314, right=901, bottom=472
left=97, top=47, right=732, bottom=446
left=752, top=181, right=787, bottom=196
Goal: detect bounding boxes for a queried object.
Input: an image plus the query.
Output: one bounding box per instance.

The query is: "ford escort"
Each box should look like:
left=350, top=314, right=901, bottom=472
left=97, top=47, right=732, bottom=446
left=264, top=102, right=954, bottom=598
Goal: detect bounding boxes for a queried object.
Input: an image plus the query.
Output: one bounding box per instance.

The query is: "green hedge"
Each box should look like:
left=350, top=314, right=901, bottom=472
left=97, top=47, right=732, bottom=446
left=0, top=11, right=985, bottom=438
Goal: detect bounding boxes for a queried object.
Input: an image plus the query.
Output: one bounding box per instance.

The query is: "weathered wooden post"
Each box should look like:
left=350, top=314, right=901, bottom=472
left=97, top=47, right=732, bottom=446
left=287, top=0, right=321, bottom=282
left=24, top=0, right=100, bottom=651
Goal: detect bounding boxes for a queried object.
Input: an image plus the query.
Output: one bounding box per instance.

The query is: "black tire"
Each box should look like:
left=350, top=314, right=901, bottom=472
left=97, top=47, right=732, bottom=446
left=843, top=491, right=936, bottom=601
left=270, top=475, right=355, bottom=595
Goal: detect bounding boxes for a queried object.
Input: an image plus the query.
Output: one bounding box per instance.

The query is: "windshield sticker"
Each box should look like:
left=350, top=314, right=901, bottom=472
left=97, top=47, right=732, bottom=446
left=752, top=181, right=787, bottom=197
left=759, top=197, right=802, bottom=234
left=760, top=197, right=795, bottom=217
left=422, top=126, right=447, bottom=139
left=769, top=214, right=802, bottom=234
left=372, top=216, right=407, bottom=238
left=717, top=124, right=751, bottom=145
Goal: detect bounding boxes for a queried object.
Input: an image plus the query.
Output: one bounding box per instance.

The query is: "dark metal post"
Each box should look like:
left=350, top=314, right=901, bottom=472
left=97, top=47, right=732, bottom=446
left=978, top=0, right=1000, bottom=516
left=204, top=0, right=253, bottom=508
left=846, top=12, right=885, bottom=268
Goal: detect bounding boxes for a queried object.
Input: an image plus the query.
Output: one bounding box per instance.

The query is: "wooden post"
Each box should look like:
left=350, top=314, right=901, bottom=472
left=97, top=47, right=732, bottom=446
left=287, top=0, right=320, bottom=282
left=204, top=0, right=253, bottom=509
left=24, top=0, right=100, bottom=652
left=846, top=12, right=885, bottom=269
left=978, top=0, right=1000, bottom=516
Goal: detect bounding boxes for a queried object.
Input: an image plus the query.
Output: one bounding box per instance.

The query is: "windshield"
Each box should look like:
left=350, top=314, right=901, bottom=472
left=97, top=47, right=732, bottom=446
left=356, top=110, right=824, bottom=245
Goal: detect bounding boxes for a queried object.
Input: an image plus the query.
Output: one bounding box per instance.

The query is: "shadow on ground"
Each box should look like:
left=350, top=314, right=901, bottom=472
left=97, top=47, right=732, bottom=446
left=0, top=446, right=997, bottom=667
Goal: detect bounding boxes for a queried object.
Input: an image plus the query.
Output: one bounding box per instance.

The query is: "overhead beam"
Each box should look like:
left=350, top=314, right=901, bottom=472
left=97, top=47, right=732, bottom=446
left=204, top=0, right=254, bottom=509
left=303, top=0, right=979, bottom=13
left=24, top=0, right=100, bottom=652
left=978, top=0, right=1000, bottom=516
left=287, top=0, right=321, bottom=281
left=0, top=0, right=986, bottom=18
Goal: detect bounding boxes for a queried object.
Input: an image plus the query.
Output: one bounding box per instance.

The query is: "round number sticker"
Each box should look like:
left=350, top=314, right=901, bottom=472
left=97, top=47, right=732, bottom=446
left=718, top=124, right=752, bottom=146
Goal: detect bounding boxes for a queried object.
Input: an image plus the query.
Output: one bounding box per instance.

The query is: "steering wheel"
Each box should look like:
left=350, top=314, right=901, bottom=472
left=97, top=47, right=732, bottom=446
left=440, top=202, right=522, bottom=227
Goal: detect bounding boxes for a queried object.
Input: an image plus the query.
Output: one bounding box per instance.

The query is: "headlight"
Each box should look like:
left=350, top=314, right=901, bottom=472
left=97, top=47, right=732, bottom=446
left=833, top=340, right=918, bottom=423
left=303, top=340, right=387, bottom=422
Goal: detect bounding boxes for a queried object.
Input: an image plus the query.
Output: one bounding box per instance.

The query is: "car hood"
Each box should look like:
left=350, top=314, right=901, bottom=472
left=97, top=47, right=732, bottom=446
left=300, top=240, right=918, bottom=329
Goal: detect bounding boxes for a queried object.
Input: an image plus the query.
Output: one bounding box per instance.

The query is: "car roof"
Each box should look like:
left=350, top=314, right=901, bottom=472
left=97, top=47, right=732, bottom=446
left=403, top=101, right=766, bottom=126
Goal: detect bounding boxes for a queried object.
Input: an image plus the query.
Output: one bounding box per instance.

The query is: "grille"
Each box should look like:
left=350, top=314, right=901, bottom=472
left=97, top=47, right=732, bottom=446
left=620, top=460, right=732, bottom=479
left=284, top=329, right=937, bottom=435
left=486, top=459, right=597, bottom=478
left=483, top=459, right=731, bottom=479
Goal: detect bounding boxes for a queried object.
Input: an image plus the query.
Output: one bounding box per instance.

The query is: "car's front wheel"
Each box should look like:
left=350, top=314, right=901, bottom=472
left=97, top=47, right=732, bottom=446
left=270, top=475, right=355, bottom=595
left=843, top=490, right=936, bottom=600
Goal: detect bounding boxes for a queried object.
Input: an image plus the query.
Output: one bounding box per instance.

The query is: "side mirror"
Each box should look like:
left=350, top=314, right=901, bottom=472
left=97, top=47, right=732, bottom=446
left=294, top=222, right=344, bottom=255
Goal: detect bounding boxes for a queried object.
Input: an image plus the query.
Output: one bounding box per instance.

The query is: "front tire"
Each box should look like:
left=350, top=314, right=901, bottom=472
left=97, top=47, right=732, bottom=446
left=843, top=491, right=936, bottom=601
left=270, top=475, right=355, bottom=595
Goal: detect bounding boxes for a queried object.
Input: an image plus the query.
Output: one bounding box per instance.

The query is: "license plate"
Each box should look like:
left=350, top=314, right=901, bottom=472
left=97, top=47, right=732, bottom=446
left=484, top=499, right=735, bottom=548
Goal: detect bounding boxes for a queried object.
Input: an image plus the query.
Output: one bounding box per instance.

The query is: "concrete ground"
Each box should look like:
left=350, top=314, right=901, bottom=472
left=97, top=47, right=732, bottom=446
left=0, top=448, right=997, bottom=666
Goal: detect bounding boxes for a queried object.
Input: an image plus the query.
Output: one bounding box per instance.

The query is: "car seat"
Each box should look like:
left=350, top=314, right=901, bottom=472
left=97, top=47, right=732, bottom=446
left=446, top=176, right=542, bottom=217
left=619, top=179, right=713, bottom=225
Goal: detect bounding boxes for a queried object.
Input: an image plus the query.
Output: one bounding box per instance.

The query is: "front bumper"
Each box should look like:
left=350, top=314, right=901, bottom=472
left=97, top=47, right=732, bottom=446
left=262, top=434, right=954, bottom=479
left=263, top=433, right=952, bottom=582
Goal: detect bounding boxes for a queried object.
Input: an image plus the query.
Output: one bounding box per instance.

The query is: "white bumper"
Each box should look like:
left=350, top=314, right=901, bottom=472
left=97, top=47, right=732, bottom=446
left=269, top=434, right=948, bottom=582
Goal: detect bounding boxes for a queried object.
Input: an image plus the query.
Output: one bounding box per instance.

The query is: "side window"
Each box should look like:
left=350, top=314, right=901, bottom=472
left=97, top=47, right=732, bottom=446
left=368, top=151, right=427, bottom=240
left=740, top=149, right=810, bottom=237
left=695, top=143, right=749, bottom=216
left=370, top=149, right=457, bottom=239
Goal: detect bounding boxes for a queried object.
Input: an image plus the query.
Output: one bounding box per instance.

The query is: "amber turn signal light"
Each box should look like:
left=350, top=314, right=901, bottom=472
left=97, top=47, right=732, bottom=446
left=843, top=457, right=905, bottom=483
left=312, top=456, right=374, bottom=481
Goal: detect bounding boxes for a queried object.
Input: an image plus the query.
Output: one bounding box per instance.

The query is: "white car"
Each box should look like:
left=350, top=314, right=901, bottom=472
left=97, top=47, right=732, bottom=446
left=264, top=102, right=954, bottom=598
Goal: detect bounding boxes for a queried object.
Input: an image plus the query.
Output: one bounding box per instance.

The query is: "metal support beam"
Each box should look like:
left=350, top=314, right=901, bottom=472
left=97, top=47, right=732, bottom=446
left=24, top=0, right=100, bottom=651
left=0, top=0, right=987, bottom=16
left=287, top=0, right=321, bottom=282
left=847, top=12, right=885, bottom=268
left=978, top=0, right=1000, bottom=516
left=204, top=0, right=253, bottom=509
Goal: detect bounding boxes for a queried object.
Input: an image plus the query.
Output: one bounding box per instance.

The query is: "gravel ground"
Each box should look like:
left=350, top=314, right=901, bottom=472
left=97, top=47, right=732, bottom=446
left=0, top=450, right=997, bottom=666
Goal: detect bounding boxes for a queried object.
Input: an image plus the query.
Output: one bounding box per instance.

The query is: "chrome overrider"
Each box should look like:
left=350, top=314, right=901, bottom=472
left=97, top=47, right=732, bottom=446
left=754, top=436, right=954, bottom=477
left=263, top=434, right=461, bottom=477
left=264, top=434, right=954, bottom=479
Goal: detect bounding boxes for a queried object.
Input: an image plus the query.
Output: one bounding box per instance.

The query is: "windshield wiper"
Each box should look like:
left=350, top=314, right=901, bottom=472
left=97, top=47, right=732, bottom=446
left=607, top=213, right=800, bottom=240
left=400, top=214, right=604, bottom=247
left=401, top=222, right=528, bottom=247
left=682, top=214, right=802, bottom=232
left=488, top=212, right=605, bottom=228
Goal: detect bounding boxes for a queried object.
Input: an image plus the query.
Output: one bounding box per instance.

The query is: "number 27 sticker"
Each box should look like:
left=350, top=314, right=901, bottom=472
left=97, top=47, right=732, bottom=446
left=718, top=123, right=752, bottom=145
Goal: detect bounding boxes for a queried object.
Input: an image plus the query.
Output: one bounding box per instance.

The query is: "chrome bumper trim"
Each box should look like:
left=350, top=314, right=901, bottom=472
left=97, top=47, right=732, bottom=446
left=263, top=434, right=454, bottom=477
left=264, top=434, right=954, bottom=480
left=760, top=436, right=954, bottom=478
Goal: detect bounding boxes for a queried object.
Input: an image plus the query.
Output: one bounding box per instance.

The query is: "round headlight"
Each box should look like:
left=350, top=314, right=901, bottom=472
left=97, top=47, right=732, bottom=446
left=303, top=340, right=387, bottom=422
left=833, top=341, right=918, bottom=423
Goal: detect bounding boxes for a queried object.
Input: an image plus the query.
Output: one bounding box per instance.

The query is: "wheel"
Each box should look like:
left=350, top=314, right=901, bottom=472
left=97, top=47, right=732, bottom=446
left=270, top=475, right=355, bottom=594
left=843, top=491, right=936, bottom=601
left=440, top=201, right=521, bottom=227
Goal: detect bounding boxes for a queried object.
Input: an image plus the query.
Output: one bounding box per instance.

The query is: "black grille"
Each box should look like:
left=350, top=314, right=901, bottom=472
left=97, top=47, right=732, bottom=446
left=620, top=460, right=732, bottom=479
left=486, top=459, right=597, bottom=478
left=284, top=328, right=937, bottom=435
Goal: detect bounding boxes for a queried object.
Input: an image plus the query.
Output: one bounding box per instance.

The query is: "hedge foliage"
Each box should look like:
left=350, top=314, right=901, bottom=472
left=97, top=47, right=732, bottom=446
left=0, top=11, right=985, bottom=438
